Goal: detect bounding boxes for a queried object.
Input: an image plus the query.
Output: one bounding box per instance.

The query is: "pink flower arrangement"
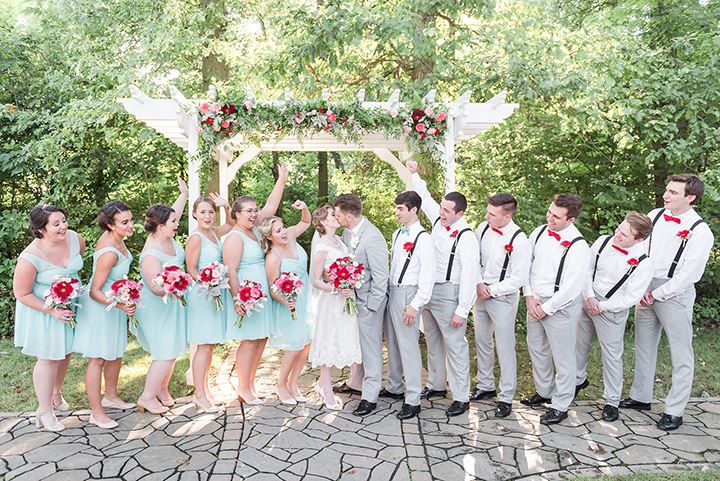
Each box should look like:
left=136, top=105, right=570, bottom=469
left=234, top=280, right=267, bottom=328
left=43, top=276, right=87, bottom=328
left=153, top=265, right=193, bottom=307
left=271, top=272, right=305, bottom=320
left=104, top=278, right=143, bottom=327
left=197, top=261, right=230, bottom=311
left=326, top=257, right=365, bottom=315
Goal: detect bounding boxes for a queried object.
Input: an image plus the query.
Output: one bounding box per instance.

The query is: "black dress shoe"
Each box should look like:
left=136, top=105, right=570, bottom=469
left=420, top=388, right=447, bottom=400
left=470, top=388, right=497, bottom=401
left=540, top=408, right=568, bottom=425
left=397, top=404, right=421, bottom=420
left=520, top=392, right=551, bottom=407
left=574, top=379, right=589, bottom=398
left=495, top=401, right=512, bottom=418
left=446, top=401, right=470, bottom=417
left=334, top=382, right=362, bottom=395
left=602, top=405, right=619, bottom=422
left=618, top=397, right=651, bottom=411
left=352, top=399, right=377, bottom=416
left=379, top=388, right=404, bottom=399
left=657, top=413, right=683, bottom=431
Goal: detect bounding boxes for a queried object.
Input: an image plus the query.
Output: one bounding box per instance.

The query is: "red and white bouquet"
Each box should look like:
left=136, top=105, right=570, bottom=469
left=153, top=265, right=193, bottom=307
left=43, top=276, right=87, bottom=328
left=104, top=278, right=143, bottom=327
left=197, top=261, right=230, bottom=311
left=271, top=272, right=304, bottom=320
left=234, top=280, right=267, bottom=328
left=326, top=256, right=365, bottom=315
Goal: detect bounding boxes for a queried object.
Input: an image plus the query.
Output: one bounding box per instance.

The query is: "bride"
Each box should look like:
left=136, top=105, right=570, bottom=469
left=308, top=205, right=362, bottom=410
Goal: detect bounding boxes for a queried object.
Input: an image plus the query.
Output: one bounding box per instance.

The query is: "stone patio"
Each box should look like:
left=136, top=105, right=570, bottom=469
left=1, top=346, right=720, bottom=481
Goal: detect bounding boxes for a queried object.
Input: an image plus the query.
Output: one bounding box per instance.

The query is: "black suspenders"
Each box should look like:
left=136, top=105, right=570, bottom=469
left=478, top=224, right=490, bottom=270
left=478, top=223, right=524, bottom=282
left=554, top=236, right=585, bottom=292
left=668, top=219, right=707, bottom=278
left=592, top=235, right=613, bottom=281
left=393, top=230, right=428, bottom=284
left=446, top=228, right=472, bottom=281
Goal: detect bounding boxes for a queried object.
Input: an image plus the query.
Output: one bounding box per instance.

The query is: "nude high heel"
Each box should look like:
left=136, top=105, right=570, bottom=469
left=136, top=400, right=169, bottom=415
left=35, top=410, right=65, bottom=432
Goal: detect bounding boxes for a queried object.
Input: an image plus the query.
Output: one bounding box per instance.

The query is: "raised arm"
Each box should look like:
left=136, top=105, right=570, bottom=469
left=172, top=177, right=189, bottom=220
left=258, top=164, right=289, bottom=223
left=406, top=160, right=440, bottom=223
left=287, top=200, right=311, bottom=239
left=208, top=193, right=234, bottom=237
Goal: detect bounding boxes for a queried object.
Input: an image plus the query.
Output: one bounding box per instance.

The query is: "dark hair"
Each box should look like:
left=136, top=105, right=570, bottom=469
left=625, top=212, right=653, bottom=240
left=553, top=193, right=583, bottom=219
left=311, top=205, right=332, bottom=235
left=487, top=193, right=517, bottom=214
left=145, top=204, right=174, bottom=233
left=395, top=191, right=422, bottom=213
left=667, top=174, right=705, bottom=204
left=192, top=196, right=216, bottom=219
left=231, top=195, right=256, bottom=220
left=29, top=204, right=67, bottom=239
left=334, top=194, right=362, bottom=217
left=444, top=192, right=467, bottom=214
left=98, top=200, right=131, bottom=231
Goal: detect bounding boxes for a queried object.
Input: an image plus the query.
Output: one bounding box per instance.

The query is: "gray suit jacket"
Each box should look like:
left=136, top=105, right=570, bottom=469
left=342, top=217, right=389, bottom=312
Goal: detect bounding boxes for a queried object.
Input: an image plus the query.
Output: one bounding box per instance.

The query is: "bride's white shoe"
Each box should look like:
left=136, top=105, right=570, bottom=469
left=315, top=384, right=342, bottom=411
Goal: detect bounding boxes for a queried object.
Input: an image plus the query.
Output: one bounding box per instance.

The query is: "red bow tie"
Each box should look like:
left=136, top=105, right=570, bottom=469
left=611, top=245, right=628, bottom=255
left=664, top=213, right=681, bottom=224
left=547, top=230, right=561, bottom=241
left=492, top=227, right=503, bottom=235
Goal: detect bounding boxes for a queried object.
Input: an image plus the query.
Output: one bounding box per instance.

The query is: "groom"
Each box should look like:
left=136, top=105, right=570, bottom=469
left=334, top=194, right=390, bottom=416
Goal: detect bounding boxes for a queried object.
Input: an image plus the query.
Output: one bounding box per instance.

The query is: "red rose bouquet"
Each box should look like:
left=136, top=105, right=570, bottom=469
left=153, top=265, right=193, bottom=306
left=234, top=280, right=267, bottom=328
left=326, top=256, right=365, bottom=315
left=271, top=272, right=304, bottom=320
left=197, top=261, right=230, bottom=311
left=43, top=276, right=87, bottom=328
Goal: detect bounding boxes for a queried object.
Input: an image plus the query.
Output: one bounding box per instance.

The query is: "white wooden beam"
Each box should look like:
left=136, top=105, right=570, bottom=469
left=218, top=156, right=229, bottom=224
left=129, top=85, right=149, bottom=103
left=423, top=89, right=437, bottom=104
left=227, top=146, right=262, bottom=180
left=372, top=148, right=412, bottom=189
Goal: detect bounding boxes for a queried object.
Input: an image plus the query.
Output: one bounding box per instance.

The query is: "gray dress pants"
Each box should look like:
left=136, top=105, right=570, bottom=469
left=385, top=285, right=422, bottom=406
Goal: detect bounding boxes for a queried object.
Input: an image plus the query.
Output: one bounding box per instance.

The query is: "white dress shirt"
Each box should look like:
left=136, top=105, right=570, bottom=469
left=411, top=173, right=480, bottom=318
left=475, top=220, right=531, bottom=298
left=524, top=223, right=590, bottom=316
left=583, top=235, right=653, bottom=313
left=645, top=208, right=714, bottom=302
left=390, top=220, right=435, bottom=310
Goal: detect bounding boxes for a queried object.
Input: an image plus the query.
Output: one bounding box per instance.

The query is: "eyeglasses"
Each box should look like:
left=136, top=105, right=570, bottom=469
left=241, top=208, right=260, bottom=214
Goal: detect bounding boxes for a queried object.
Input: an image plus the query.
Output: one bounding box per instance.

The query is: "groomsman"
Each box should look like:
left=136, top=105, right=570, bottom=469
left=621, top=174, right=714, bottom=431
left=523, top=194, right=590, bottom=425
left=472, top=193, right=531, bottom=418
left=383, top=191, right=435, bottom=420
left=575, top=213, right=654, bottom=422
left=334, top=194, right=390, bottom=417
left=408, top=160, right=479, bottom=417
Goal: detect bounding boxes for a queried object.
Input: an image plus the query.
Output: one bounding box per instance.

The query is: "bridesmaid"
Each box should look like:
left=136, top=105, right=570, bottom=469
left=73, top=201, right=137, bottom=428
left=260, top=200, right=312, bottom=405
left=13, top=204, right=85, bottom=431
left=224, top=165, right=288, bottom=404
left=185, top=193, right=233, bottom=413
left=132, top=178, right=189, bottom=414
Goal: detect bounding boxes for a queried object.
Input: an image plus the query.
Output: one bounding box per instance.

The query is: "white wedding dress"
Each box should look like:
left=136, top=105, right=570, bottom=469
left=308, top=235, right=362, bottom=368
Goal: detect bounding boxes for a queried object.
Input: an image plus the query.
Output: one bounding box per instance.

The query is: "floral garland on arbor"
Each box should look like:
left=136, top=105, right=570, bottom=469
left=191, top=99, right=448, bottom=169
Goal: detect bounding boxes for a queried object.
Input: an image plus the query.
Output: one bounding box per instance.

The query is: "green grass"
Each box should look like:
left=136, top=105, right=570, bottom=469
left=1, top=324, right=719, bottom=412
left=0, top=339, right=231, bottom=412
left=577, top=471, right=720, bottom=481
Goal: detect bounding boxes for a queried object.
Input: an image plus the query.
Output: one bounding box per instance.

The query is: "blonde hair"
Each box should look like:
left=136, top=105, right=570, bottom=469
left=311, top=205, right=332, bottom=236
left=258, top=216, right=282, bottom=253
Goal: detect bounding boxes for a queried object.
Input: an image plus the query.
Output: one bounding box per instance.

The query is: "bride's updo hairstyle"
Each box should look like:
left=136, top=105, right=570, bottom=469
left=258, top=216, right=281, bottom=253
left=311, top=205, right=332, bottom=235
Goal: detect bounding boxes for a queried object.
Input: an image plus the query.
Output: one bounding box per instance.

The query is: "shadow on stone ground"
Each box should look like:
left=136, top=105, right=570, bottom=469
left=2, top=346, right=720, bottom=481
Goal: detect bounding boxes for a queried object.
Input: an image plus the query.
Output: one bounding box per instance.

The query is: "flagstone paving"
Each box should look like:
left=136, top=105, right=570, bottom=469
left=1, top=346, right=720, bottom=480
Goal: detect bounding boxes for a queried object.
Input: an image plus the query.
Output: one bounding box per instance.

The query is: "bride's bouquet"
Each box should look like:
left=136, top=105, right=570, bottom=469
left=234, top=280, right=267, bottom=328
left=43, top=276, right=87, bottom=328
left=271, top=272, right=304, bottom=320
left=326, top=256, right=365, bottom=315
left=197, top=261, right=230, bottom=311
left=104, top=278, right=143, bottom=327
left=153, top=265, right=193, bottom=306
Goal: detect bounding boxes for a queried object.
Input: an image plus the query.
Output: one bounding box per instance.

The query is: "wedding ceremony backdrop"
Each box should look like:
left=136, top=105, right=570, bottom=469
left=1, top=0, right=719, bottom=339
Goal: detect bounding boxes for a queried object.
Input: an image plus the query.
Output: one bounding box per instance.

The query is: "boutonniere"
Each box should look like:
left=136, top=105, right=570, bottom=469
left=445, top=225, right=451, bottom=232
left=350, top=236, right=360, bottom=251
left=627, top=258, right=639, bottom=266
left=677, top=230, right=691, bottom=240
left=504, top=244, right=514, bottom=253
left=560, top=240, right=571, bottom=249
left=403, top=242, right=414, bottom=253
left=449, top=230, right=459, bottom=238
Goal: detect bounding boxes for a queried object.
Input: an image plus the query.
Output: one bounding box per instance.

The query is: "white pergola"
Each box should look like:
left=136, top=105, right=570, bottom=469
left=118, top=86, right=518, bottom=232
